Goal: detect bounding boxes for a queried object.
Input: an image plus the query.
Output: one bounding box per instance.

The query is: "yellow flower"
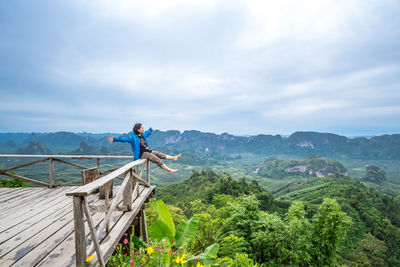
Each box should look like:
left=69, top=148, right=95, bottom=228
left=196, top=262, right=205, bottom=267
left=146, top=246, right=154, bottom=255
left=175, top=254, right=188, bottom=264
left=180, top=253, right=187, bottom=264
left=85, top=255, right=94, bottom=262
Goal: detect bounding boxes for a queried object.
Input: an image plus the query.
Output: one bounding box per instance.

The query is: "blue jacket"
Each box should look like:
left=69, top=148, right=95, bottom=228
left=113, top=128, right=153, bottom=160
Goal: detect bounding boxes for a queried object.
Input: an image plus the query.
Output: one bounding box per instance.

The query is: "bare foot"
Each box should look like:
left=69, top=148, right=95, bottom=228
left=168, top=168, right=177, bottom=173
left=173, top=153, right=182, bottom=161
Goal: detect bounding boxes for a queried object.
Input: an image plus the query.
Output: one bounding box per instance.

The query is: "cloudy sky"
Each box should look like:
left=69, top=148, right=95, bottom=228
left=1, top=0, right=399, bottom=136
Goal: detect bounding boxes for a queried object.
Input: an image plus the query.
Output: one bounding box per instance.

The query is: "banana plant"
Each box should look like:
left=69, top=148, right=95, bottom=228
left=191, top=243, right=220, bottom=265
left=148, top=199, right=200, bottom=248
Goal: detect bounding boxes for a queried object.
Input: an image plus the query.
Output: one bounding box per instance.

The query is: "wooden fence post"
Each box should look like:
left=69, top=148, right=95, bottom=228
left=81, top=167, right=100, bottom=194
left=105, top=184, right=111, bottom=233
left=100, top=180, right=113, bottom=199
left=134, top=213, right=142, bottom=240
left=141, top=209, right=148, bottom=242
left=73, top=196, right=86, bottom=266
left=123, top=170, right=133, bottom=211
left=49, top=158, right=54, bottom=188
left=146, top=160, right=150, bottom=183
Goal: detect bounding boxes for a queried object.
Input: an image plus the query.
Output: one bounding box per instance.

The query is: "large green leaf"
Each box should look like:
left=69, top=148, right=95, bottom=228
left=191, top=243, right=219, bottom=265
left=148, top=200, right=176, bottom=240
left=175, top=216, right=199, bottom=248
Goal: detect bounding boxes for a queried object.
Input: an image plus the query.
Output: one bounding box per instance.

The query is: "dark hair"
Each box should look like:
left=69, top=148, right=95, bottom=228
left=133, top=123, right=142, bottom=134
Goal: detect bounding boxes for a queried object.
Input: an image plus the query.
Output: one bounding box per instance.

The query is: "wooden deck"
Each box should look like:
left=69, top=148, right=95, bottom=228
left=0, top=185, right=155, bottom=266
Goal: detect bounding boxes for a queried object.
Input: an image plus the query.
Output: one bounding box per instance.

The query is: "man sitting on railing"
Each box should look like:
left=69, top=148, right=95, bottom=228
left=107, top=123, right=181, bottom=173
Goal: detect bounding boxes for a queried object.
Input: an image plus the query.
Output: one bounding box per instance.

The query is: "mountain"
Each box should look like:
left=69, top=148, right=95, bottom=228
left=356, top=165, right=400, bottom=197
left=0, top=139, right=17, bottom=153
left=16, top=141, right=53, bottom=155
left=31, top=132, right=86, bottom=151
left=362, top=165, right=387, bottom=185
left=149, top=130, right=400, bottom=160
left=256, top=154, right=348, bottom=179
left=2, top=130, right=400, bottom=160
left=0, top=133, right=43, bottom=147
left=59, top=141, right=102, bottom=155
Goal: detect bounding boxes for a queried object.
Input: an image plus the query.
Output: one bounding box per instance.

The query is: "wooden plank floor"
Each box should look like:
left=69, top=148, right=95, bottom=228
left=0, top=185, right=155, bottom=266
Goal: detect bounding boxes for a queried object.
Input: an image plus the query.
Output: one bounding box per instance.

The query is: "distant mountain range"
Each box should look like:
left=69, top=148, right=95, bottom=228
left=1, top=130, right=400, bottom=160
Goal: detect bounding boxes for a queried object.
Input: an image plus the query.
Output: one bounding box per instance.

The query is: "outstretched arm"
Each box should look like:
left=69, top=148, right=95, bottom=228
left=142, top=127, right=153, bottom=138
left=108, top=135, right=130, bottom=143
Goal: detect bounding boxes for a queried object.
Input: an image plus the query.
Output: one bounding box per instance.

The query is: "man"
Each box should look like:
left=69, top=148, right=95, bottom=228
left=107, top=123, right=181, bottom=173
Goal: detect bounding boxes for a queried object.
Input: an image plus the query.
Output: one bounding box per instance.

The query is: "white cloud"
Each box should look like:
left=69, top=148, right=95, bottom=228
left=1, top=0, right=399, bottom=135
left=80, top=0, right=220, bottom=22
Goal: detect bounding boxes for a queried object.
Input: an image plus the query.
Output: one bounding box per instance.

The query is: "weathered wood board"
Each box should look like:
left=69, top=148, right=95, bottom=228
left=0, top=185, right=155, bottom=266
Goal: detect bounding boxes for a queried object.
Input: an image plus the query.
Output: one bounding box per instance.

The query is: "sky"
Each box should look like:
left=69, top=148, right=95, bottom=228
left=0, top=0, right=399, bottom=136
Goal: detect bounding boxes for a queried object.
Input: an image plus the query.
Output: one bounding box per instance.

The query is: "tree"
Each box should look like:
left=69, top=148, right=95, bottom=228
left=311, top=198, right=352, bottom=266
left=284, top=201, right=313, bottom=265
left=228, top=194, right=260, bottom=256
left=253, top=201, right=312, bottom=265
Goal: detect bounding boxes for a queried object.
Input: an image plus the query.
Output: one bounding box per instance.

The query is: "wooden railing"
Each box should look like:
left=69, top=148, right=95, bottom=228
left=0, top=155, right=134, bottom=187
left=66, top=159, right=151, bottom=267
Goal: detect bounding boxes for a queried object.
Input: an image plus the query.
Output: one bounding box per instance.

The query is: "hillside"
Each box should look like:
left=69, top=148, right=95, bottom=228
left=256, top=154, right=348, bottom=179
left=275, top=175, right=400, bottom=265
left=156, top=168, right=400, bottom=266
left=155, top=167, right=286, bottom=215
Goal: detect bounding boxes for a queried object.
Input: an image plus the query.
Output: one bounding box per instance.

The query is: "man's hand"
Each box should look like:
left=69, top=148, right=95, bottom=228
left=107, top=136, right=114, bottom=142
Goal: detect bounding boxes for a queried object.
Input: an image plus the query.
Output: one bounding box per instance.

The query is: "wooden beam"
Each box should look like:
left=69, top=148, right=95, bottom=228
left=66, top=159, right=146, bottom=196
left=141, top=209, right=148, bottom=243
left=57, top=177, right=82, bottom=186
left=73, top=196, right=86, bottom=267
left=146, top=160, right=150, bottom=183
left=91, top=186, right=155, bottom=264
left=132, top=171, right=151, bottom=188
left=88, top=170, right=132, bottom=254
left=123, top=170, right=133, bottom=211
left=105, top=183, right=111, bottom=233
left=53, top=158, right=90, bottom=169
left=139, top=163, right=145, bottom=180
left=134, top=177, right=140, bottom=198
left=0, top=158, right=49, bottom=173
left=88, top=204, right=129, bottom=212
left=83, top=197, right=105, bottom=267
left=0, top=155, right=133, bottom=159
left=49, top=158, right=54, bottom=188
left=100, top=180, right=113, bottom=200
left=1, top=172, right=50, bottom=187
left=134, top=216, right=141, bottom=238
